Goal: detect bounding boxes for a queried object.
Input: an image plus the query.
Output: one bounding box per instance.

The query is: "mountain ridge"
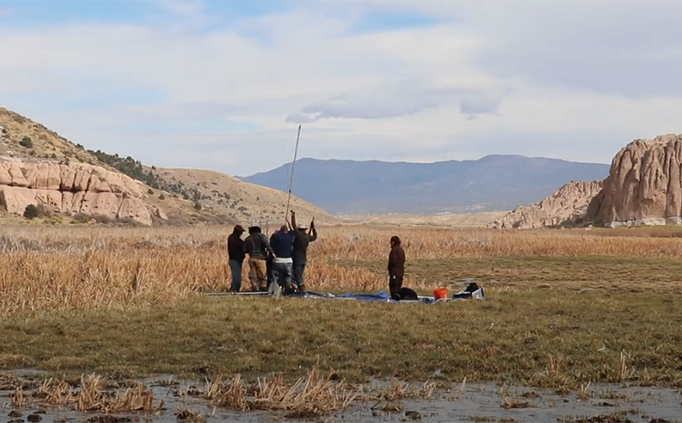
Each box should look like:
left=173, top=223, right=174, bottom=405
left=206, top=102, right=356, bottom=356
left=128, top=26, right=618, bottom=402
left=240, top=154, right=609, bottom=178
left=240, top=156, right=611, bottom=215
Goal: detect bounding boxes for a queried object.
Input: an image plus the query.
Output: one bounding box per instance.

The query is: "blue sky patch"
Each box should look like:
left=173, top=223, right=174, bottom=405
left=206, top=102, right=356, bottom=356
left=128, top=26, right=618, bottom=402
left=349, top=9, right=437, bottom=34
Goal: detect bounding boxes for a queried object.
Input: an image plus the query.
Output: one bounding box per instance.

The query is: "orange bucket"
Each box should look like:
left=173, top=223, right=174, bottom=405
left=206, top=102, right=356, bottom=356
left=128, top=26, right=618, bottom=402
left=433, top=287, right=447, bottom=300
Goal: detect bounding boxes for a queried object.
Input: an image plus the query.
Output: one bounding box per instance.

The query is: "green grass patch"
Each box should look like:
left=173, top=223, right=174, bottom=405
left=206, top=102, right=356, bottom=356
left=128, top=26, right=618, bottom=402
left=1, top=289, right=681, bottom=390
left=338, top=256, right=682, bottom=293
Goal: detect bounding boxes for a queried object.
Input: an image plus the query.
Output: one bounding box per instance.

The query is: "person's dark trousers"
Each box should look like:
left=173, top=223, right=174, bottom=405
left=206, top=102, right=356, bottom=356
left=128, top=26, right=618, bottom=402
left=389, top=274, right=403, bottom=300
left=229, top=259, right=242, bottom=292
left=293, top=259, right=306, bottom=291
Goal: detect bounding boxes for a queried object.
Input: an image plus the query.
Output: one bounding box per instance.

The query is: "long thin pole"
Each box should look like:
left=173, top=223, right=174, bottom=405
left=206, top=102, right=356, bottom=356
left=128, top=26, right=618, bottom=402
left=285, top=125, right=301, bottom=226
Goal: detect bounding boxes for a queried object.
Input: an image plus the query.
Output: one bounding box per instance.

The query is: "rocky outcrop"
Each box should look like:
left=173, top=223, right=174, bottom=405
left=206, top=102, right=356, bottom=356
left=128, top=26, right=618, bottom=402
left=585, top=134, right=682, bottom=227
left=0, top=158, right=166, bottom=225
left=491, top=134, right=682, bottom=229
left=488, top=180, right=604, bottom=229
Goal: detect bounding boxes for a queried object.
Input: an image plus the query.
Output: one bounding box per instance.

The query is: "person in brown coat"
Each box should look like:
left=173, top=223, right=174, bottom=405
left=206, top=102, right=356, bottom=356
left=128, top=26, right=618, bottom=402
left=244, top=226, right=275, bottom=292
left=387, top=235, right=405, bottom=300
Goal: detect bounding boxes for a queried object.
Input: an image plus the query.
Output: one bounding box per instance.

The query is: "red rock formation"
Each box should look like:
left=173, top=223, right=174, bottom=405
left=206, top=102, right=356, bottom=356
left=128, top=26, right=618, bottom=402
left=0, top=159, right=166, bottom=225
left=489, top=180, right=603, bottom=229
left=586, top=134, right=682, bottom=227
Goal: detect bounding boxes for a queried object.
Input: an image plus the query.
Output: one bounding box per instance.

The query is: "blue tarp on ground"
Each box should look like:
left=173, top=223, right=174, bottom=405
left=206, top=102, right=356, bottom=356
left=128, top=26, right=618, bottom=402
left=206, top=286, right=486, bottom=303
left=285, top=290, right=460, bottom=304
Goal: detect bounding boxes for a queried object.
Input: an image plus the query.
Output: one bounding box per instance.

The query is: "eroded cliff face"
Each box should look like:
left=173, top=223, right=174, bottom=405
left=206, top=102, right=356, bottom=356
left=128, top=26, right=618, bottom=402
left=488, top=180, right=604, bottom=229
left=586, top=134, right=682, bottom=227
left=0, top=158, right=166, bottom=225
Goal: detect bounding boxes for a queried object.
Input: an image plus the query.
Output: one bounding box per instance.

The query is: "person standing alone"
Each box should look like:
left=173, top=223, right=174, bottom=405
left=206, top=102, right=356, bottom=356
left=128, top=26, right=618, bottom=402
left=227, top=225, right=245, bottom=293
left=387, top=235, right=405, bottom=300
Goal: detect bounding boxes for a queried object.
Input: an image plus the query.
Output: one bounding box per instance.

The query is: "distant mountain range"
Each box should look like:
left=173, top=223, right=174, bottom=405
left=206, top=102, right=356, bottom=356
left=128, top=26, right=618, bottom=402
left=239, top=155, right=611, bottom=215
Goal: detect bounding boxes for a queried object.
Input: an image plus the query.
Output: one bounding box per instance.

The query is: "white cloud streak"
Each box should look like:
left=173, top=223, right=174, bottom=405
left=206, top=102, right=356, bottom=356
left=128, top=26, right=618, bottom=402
left=0, top=0, right=681, bottom=176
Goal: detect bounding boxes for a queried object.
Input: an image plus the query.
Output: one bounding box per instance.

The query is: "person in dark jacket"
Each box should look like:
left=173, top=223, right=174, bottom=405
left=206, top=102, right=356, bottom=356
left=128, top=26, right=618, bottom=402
left=290, top=210, right=317, bottom=292
left=267, top=230, right=277, bottom=288
left=269, top=224, right=296, bottom=293
left=387, top=235, right=405, bottom=300
left=244, top=226, right=275, bottom=292
left=227, top=225, right=245, bottom=293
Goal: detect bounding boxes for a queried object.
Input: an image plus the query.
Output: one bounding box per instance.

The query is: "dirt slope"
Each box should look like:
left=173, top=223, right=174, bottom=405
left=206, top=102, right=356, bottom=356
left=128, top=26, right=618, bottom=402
left=0, top=106, right=99, bottom=164
left=0, top=106, right=331, bottom=226
left=156, top=168, right=336, bottom=225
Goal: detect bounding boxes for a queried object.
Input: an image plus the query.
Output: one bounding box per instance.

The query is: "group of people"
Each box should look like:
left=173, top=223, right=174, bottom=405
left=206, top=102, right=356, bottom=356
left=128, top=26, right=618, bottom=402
left=227, top=210, right=317, bottom=294
left=226, top=210, right=410, bottom=299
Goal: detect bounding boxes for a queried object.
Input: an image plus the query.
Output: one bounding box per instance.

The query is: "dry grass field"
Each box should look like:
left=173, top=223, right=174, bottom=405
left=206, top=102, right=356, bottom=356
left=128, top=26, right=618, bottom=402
left=337, top=211, right=506, bottom=227
left=1, top=224, right=682, bottom=392
left=1, top=224, right=682, bottom=312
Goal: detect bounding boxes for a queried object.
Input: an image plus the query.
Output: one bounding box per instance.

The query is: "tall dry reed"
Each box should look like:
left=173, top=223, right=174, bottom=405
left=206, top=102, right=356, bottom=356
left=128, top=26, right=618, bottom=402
left=0, top=224, right=679, bottom=312
left=205, top=366, right=356, bottom=416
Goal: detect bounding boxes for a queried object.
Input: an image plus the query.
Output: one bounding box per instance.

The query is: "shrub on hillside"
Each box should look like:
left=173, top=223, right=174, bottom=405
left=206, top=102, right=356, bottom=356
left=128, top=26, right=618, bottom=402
left=71, top=213, right=90, bottom=224
left=20, top=136, right=33, bottom=148
left=23, top=205, right=39, bottom=220
left=91, top=215, right=113, bottom=224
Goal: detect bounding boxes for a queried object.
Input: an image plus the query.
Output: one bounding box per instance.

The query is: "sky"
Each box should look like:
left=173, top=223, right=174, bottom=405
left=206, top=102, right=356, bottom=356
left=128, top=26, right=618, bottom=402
left=1, top=0, right=682, bottom=176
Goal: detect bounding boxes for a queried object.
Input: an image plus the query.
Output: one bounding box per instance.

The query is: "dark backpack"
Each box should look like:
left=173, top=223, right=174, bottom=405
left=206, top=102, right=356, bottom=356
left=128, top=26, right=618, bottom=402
left=396, top=287, right=418, bottom=301
left=465, top=282, right=480, bottom=293
left=453, top=282, right=484, bottom=299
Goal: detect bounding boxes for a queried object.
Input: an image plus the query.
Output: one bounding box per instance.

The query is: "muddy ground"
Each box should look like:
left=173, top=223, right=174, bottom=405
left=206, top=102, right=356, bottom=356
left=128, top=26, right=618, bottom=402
left=0, top=370, right=680, bottom=423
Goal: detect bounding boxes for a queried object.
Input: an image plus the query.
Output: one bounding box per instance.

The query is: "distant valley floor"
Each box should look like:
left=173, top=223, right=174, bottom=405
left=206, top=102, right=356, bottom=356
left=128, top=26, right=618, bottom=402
left=335, top=211, right=507, bottom=228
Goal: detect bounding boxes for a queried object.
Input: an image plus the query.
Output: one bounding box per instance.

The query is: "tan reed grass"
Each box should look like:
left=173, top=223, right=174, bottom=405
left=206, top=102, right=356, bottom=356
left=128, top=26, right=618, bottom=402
left=204, top=366, right=357, bottom=416
left=0, top=224, right=680, bottom=312
left=26, top=373, right=159, bottom=413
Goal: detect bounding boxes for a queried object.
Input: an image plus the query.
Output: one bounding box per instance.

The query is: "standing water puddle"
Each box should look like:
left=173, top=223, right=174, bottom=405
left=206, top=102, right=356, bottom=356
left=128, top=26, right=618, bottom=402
left=0, top=371, right=680, bottom=423
left=349, top=383, right=682, bottom=423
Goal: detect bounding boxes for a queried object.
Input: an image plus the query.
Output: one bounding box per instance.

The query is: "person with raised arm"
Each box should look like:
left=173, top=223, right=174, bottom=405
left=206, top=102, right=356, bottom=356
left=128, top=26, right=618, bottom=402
left=290, top=210, right=317, bottom=292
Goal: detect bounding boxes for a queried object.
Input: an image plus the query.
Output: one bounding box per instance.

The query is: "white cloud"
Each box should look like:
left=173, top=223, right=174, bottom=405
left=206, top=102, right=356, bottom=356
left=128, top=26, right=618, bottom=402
left=1, top=0, right=681, bottom=176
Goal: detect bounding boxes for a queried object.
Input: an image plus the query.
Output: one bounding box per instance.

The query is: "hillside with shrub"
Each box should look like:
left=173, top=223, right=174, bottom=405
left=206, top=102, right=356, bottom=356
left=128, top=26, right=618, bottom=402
left=0, top=106, right=334, bottom=226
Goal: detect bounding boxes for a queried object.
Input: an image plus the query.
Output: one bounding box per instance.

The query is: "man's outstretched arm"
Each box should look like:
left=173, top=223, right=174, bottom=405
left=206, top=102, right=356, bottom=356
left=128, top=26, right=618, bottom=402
left=308, top=219, right=317, bottom=241
left=290, top=211, right=296, bottom=228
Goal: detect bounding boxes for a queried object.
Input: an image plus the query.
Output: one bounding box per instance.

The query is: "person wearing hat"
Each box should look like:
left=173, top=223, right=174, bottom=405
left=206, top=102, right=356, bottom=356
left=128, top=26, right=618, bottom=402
left=244, top=225, right=275, bottom=292
left=227, top=225, right=246, bottom=293
left=290, top=210, right=317, bottom=292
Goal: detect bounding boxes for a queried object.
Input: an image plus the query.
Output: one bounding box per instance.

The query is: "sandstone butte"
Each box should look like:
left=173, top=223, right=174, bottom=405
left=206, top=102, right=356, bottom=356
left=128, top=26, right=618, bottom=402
left=0, top=158, right=167, bottom=225
left=491, top=134, right=682, bottom=229
left=488, top=180, right=603, bottom=229
left=586, top=134, right=682, bottom=227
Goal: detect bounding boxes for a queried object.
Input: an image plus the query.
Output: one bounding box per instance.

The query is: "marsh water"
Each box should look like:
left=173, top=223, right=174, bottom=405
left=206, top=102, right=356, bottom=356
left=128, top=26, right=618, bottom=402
left=1, top=370, right=680, bottom=423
